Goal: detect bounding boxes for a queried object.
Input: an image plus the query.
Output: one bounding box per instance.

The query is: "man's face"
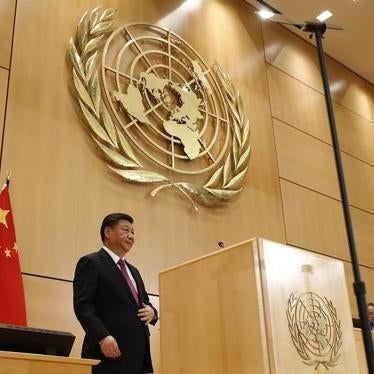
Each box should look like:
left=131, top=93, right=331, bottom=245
left=105, top=220, right=135, bottom=255
left=368, top=306, right=374, bottom=323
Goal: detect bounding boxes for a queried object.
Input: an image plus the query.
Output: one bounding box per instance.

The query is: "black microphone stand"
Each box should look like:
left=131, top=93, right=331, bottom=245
left=301, top=22, right=374, bottom=373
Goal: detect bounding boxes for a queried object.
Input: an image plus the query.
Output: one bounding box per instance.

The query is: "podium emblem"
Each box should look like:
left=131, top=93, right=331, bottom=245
left=68, top=7, right=251, bottom=210
left=286, top=292, right=343, bottom=369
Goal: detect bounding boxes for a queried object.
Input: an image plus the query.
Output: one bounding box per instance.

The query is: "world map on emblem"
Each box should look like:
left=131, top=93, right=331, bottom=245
left=101, top=23, right=230, bottom=175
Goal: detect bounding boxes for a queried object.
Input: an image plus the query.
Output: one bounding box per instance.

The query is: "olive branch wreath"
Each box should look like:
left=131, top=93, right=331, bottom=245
left=286, top=292, right=343, bottom=370
left=68, top=7, right=251, bottom=211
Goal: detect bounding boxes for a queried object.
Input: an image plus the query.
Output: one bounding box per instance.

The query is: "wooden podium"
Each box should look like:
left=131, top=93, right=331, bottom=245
left=159, top=238, right=360, bottom=373
left=0, top=351, right=99, bottom=374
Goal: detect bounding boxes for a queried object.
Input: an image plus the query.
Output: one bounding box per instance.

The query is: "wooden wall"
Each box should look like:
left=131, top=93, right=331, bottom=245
left=262, top=20, right=374, bottom=319
left=0, top=0, right=373, bottom=372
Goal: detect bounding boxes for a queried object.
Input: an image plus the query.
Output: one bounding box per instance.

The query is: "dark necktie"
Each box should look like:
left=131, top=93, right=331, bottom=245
left=117, top=259, right=140, bottom=305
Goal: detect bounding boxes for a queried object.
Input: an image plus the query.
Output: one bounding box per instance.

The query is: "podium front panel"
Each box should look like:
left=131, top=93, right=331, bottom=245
left=258, top=239, right=360, bottom=374
left=160, top=241, right=268, bottom=374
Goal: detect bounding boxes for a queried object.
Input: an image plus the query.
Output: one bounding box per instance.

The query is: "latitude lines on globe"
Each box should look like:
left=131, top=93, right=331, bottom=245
left=101, top=23, right=230, bottom=175
left=295, top=294, right=335, bottom=357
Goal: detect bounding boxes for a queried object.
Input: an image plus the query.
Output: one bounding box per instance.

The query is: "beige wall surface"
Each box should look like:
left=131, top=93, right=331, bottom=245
left=1, top=0, right=373, bottom=371
left=0, top=0, right=16, bottom=69
left=262, top=14, right=374, bottom=321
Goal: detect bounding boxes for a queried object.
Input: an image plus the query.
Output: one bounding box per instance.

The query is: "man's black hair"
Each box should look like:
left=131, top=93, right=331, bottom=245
left=100, top=213, right=134, bottom=242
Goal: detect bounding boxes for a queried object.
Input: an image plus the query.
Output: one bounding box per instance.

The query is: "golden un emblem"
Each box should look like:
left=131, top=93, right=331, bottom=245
left=68, top=8, right=251, bottom=210
left=287, top=292, right=343, bottom=370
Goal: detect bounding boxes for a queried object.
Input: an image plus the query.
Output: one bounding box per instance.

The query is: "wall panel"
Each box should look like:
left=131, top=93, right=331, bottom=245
left=268, top=64, right=374, bottom=167
left=352, top=207, right=374, bottom=269
left=0, top=0, right=15, bottom=69
left=267, top=64, right=331, bottom=143
left=273, top=119, right=339, bottom=199
left=280, top=179, right=349, bottom=260
left=343, top=153, right=374, bottom=214
left=328, top=57, right=373, bottom=122
left=335, top=103, right=374, bottom=165
left=263, top=21, right=374, bottom=122
left=262, top=21, right=323, bottom=93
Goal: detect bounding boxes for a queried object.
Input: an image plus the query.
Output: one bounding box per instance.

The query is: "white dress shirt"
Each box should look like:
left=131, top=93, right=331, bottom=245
left=102, top=245, right=138, bottom=292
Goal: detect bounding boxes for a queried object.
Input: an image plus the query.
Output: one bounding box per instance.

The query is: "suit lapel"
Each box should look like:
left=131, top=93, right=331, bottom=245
left=98, top=248, right=139, bottom=309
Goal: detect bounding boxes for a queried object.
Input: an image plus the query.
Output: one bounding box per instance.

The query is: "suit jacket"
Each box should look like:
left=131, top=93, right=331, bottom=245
left=73, top=248, right=158, bottom=374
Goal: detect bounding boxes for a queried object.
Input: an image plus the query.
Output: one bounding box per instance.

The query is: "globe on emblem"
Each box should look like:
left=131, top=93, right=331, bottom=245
left=295, top=292, right=336, bottom=357
left=287, top=291, right=342, bottom=369
left=101, top=23, right=230, bottom=175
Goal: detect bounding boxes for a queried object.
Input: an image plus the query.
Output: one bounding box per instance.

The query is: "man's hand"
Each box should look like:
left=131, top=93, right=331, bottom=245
left=137, top=303, right=155, bottom=325
left=99, top=335, right=121, bottom=358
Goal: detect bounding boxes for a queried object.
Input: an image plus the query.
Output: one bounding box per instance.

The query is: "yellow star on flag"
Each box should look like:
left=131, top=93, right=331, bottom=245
left=0, top=208, right=10, bottom=228
left=4, top=248, right=11, bottom=258
left=13, top=242, right=18, bottom=253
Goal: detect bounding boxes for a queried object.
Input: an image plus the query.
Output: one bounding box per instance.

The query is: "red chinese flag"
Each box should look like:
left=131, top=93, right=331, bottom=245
left=0, top=184, right=27, bottom=325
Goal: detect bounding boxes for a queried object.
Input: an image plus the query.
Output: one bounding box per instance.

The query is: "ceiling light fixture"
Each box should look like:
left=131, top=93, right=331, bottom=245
left=256, top=9, right=275, bottom=20
left=316, top=10, right=333, bottom=22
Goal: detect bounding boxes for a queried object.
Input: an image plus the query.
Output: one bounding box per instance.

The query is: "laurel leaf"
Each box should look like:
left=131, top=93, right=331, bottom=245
left=228, top=99, right=241, bottom=128
left=89, top=7, right=101, bottom=30
left=178, top=183, right=225, bottom=207
left=223, top=153, right=231, bottom=187
left=91, top=72, right=101, bottom=115
left=117, top=130, right=141, bottom=166
left=92, top=21, right=113, bottom=34
left=93, top=138, right=139, bottom=168
left=216, top=65, right=234, bottom=101
left=232, top=138, right=238, bottom=168
left=68, top=39, right=85, bottom=80
left=77, top=11, right=88, bottom=53
left=223, top=168, right=247, bottom=190
left=237, top=95, right=245, bottom=125
left=225, top=84, right=235, bottom=102
left=232, top=114, right=241, bottom=146
left=73, top=70, right=95, bottom=113
left=85, top=51, right=98, bottom=83
left=109, top=166, right=169, bottom=183
left=203, top=166, right=223, bottom=188
left=237, top=145, right=251, bottom=171
left=101, top=106, right=118, bottom=147
left=204, top=187, right=242, bottom=200
left=99, top=8, right=116, bottom=22
left=83, top=34, right=104, bottom=55
left=242, top=120, right=250, bottom=147
left=234, top=86, right=241, bottom=108
left=79, top=99, right=112, bottom=144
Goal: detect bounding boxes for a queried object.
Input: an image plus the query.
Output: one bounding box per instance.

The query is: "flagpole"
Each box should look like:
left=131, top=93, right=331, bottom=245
left=5, top=170, right=11, bottom=187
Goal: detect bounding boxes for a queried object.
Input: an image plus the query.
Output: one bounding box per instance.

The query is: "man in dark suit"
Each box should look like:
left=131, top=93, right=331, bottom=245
left=73, top=213, right=158, bottom=374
